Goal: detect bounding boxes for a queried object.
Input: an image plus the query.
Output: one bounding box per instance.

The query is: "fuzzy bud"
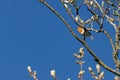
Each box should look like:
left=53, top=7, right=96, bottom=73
left=74, top=53, right=81, bottom=59
left=79, top=70, right=85, bottom=75
left=63, top=0, right=74, bottom=4
left=88, top=67, right=92, bottom=72
left=96, top=64, right=100, bottom=74
left=67, top=78, right=71, bottom=80
left=109, top=17, right=114, bottom=22
left=75, top=15, right=79, bottom=22
left=78, top=70, right=85, bottom=78
left=79, top=47, right=84, bottom=54
left=88, top=67, right=95, bottom=78
left=27, top=66, right=32, bottom=72
left=91, top=16, right=94, bottom=20
left=102, top=1, right=104, bottom=7
left=63, top=4, right=68, bottom=10
left=114, top=76, right=119, bottom=80
left=98, top=71, right=104, bottom=79
left=33, top=71, right=37, bottom=76
left=90, top=1, right=93, bottom=6
left=50, top=69, right=56, bottom=78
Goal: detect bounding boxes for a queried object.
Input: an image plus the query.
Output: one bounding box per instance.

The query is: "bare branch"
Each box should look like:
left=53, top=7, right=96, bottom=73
left=113, top=24, right=120, bottom=69
left=93, top=0, right=117, bottom=31
left=102, top=30, right=115, bottom=52
left=27, top=66, right=38, bottom=80
left=39, top=0, right=120, bottom=76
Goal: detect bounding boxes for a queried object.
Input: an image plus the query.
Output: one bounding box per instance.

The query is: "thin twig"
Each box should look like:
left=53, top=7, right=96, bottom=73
left=92, top=0, right=120, bottom=68
left=93, top=0, right=117, bottom=31
left=102, top=30, right=119, bottom=68
left=102, top=30, right=115, bottom=52
left=113, top=25, right=120, bottom=68
left=87, top=6, right=103, bottom=30
left=104, top=0, right=116, bottom=7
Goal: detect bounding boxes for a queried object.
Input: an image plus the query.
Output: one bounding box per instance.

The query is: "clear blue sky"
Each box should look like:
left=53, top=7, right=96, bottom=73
left=0, top=0, right=116, bottom=80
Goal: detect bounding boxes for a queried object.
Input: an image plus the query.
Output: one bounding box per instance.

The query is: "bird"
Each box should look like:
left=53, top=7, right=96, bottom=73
left=77, top=26, right=93, bottom=40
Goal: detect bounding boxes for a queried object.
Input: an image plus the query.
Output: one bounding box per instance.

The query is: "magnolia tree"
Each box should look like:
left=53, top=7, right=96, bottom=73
left=28, top=0, right=120, bottom=80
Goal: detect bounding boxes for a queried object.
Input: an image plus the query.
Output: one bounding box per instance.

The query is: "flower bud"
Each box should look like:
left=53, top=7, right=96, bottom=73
left=109, top=17, right=114, bottom=22
left=50, top=69, right=56, bottom=78
left=27, top=66, right=32, bottom=72
left=78, top=70, right=85, bottom=78
left=79, top=70, right=85, bottom=75
left=114, top=76, right=119, bottom=80
left=67, top=78, right=71, bottom=80
left=98, top=71, right=104, bottom=79
left=96, top=64, right=100, bottom=74
left=88, top=67, right=95, bottom=78
left=88, top=67, right=92, bottom=72
left=75, top=15, right=79, bottom=22
left=63, top=4, right=68, bottom=10
left=102, top=1, right=104, bottom=7
left=33, top=71, right=37, bottom=76
left=90, top=1, right=93, bottom=6
left=79, top=47, right=84, bottom=54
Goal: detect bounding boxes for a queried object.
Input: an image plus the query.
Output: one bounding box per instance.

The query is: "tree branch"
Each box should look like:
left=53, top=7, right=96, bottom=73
left=102, top=30, right=115, bottom=52
left=39, top=0, right=120, bottom=76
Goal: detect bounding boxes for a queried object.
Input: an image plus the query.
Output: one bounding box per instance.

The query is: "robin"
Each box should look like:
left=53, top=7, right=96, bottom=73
left=77, top=26, right=93, bottom=40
